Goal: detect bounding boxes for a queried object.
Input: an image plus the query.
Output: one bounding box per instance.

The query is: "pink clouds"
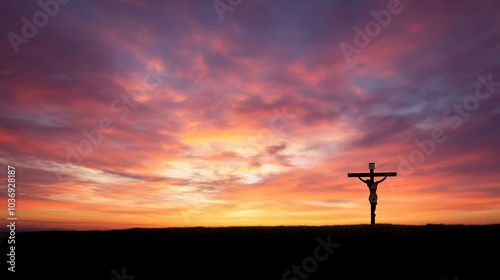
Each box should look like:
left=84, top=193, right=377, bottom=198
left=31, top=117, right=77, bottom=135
left=0, top=0, right=499, bottom=230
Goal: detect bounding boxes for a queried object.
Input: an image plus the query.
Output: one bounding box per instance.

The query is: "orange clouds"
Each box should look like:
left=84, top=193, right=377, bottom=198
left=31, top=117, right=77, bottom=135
left=1, top=0, right=499, bottom=230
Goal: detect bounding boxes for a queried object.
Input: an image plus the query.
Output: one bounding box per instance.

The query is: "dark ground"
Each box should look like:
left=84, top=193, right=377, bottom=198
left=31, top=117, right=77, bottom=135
left=2, top=224, right=500, bottom=279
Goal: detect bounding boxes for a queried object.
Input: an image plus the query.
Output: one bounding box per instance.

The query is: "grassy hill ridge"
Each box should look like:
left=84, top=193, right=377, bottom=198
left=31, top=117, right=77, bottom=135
left=3, top=224, right=499, bottom=279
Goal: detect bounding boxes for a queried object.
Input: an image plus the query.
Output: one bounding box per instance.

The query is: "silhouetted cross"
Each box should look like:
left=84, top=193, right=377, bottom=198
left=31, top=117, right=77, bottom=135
left=347, top=162, right=397, bottom=225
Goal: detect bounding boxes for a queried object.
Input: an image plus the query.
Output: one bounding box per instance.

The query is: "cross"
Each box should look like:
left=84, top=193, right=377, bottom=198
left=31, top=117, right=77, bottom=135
left=347, top=162, right=397, bottom=225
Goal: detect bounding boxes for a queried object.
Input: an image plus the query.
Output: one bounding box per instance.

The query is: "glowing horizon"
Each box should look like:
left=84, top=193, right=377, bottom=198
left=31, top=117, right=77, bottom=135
left=1, top=0, right=500, bottom=231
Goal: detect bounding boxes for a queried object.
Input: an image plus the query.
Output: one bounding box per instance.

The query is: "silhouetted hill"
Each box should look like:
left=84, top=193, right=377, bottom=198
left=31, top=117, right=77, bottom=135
left=3, top=224, right=499, bottom=279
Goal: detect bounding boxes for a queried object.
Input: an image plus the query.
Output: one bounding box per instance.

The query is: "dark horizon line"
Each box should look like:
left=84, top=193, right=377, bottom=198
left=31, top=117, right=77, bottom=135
left=3, top=222, right=500, bottom=233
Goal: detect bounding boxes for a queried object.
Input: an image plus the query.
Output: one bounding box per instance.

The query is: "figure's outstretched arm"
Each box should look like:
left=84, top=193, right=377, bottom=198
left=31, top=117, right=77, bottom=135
left=358, top=177, right=367, bottom=183
left=376, top=176, right=387, bottom=184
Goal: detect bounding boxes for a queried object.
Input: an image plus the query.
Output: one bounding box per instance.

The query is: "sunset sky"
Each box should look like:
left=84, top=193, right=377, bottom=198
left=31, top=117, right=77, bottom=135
left=1, top=0, right=500, bottom=231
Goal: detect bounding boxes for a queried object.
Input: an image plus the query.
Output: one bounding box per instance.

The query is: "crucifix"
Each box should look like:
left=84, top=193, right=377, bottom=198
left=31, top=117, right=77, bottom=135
left=347, top=162, right=397, bottom=225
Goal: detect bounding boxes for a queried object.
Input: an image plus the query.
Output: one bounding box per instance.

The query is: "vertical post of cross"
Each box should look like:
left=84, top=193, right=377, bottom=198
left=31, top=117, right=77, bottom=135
left=369, top=162, right=375, bottom=224
left=369, top=162, right=375, bottom=182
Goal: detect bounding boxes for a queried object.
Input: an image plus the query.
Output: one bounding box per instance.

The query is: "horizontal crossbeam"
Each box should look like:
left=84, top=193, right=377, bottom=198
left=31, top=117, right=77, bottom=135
left=347, top=172, right=397, bottom=177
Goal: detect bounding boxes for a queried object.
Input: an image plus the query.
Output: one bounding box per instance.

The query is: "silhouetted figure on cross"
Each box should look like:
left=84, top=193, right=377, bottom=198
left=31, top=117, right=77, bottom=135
left=347, top=162, right=396, bottom=224
left=358, top=176, right=387, bottom=221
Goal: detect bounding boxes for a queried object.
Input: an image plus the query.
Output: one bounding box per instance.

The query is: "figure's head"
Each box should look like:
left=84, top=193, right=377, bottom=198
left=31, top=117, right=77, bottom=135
left=366, top=179, right=373, bottom=185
